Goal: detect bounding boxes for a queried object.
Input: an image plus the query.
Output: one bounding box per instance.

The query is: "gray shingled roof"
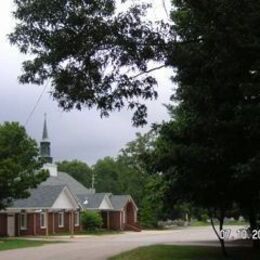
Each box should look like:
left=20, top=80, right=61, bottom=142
left=11, top=185, right=65, bottom=208
left=9, top=170, right=135, bottom=211
left=110, top=195, right=131, bottom=210
left=77, top=193, right=108, bottom=209
left=41, top=171, right=93, bottom=195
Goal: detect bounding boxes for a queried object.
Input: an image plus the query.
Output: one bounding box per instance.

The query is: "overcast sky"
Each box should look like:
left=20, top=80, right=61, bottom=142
left=0, top=0, right=173, bottom=165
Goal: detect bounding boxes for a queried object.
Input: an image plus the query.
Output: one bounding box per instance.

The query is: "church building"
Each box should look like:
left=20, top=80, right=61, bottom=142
left=0, top=116, right=140, bottom=237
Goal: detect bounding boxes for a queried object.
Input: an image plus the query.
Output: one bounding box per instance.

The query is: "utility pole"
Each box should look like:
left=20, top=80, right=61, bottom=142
left=91, top=170, right=95, bottom=190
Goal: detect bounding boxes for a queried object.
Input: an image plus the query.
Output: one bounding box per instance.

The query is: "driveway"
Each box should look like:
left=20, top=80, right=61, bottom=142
left=0, top=226, right=245, bottom=260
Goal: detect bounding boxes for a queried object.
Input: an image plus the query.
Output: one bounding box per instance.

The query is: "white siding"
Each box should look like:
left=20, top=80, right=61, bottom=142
left=52, top=188, right=78, bottom=209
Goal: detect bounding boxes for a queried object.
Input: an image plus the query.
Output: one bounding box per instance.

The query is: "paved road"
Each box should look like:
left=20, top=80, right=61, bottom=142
left=0, top=226, right=245, bottom=260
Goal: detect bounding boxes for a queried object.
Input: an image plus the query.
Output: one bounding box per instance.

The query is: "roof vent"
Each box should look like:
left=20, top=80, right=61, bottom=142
left=83, top=199, right=88, bottom=205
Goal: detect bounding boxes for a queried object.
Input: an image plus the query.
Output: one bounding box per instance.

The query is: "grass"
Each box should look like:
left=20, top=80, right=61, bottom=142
left=0, top=239, right=61, bottom=251
left=78, top=229, right=122, bottom=236
left=44, top=229, right=122, bottom=237
left=190, top=220, right=248, bottom=227
left=109, top=245, right=260, bottom=260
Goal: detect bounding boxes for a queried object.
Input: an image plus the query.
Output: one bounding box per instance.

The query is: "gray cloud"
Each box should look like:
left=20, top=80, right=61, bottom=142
left=0, top=1, right=173, bottom=165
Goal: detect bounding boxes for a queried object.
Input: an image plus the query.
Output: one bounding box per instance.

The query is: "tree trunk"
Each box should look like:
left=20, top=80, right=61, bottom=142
left=210, top=216, right=228, bottom=257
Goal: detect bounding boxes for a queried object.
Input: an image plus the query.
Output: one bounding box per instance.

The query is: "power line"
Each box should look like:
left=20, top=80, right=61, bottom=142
left=162, top=0, right=169, bottom=18
left=24, top=80, right=50, bottom=126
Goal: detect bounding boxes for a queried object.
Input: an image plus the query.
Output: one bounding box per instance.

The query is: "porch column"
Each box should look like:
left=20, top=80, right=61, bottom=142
left=107, top=212, right=110, bottom=230
left=33, top=213, right=37, bottom=235
left=119, top=211, right=122, bottom=231
left=70, top=210, right=74, bottom=238
left=17, top=213, right=20, bottom=236
left=52, top=212, right=55, bottom=234
left=45, top=210, right=49, bottom=236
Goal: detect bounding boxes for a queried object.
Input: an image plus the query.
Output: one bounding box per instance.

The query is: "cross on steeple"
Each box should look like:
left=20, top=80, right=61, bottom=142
left=40, top=113, right=53, bottom=163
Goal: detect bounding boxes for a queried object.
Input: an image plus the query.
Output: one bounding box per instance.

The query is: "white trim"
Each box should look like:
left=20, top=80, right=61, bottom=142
left=40, top=212, right=47, bottom=229
left=20, top=213, right=27, bottom=230
left=58, top=212, right=64, bottom=228
left=99, top=195, right=114, bottom=210
left=122, top=210, right=126, bottom=224
left=52, top=186, right=80, bottom=210
left=74, top=211, right=80, bottom=227
left=127, top=196, right=138, bottom=210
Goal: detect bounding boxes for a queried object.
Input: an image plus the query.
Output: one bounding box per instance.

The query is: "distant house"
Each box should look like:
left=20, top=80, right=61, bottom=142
left=0, top=116, right=140, bottom=237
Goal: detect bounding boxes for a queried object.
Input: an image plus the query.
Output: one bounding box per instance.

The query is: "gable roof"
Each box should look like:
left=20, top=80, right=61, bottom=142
left=110, top=195, right=138, bottom=210
left=77, top=193, right=108, bottom=209
left=8, top=170, right=137, bottom=211
left=41, top=171, right=94, bottom=195
left=10, top=185, right=66, bottom=209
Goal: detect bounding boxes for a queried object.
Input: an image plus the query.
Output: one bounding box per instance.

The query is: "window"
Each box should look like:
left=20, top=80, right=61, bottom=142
left=74, top=212, right=80, bottom=227
left=40, top=212, right=46, bottom=229
left=20, top=213, right=27, bottom=230
left=58, top=212, right=64, bottom=228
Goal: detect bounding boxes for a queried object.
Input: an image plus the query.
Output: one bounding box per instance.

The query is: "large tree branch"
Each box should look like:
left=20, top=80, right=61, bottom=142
left=131, top=64, right=167, bottom=79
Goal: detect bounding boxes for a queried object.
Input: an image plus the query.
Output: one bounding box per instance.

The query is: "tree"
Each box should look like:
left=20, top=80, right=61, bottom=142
left=0, top=122, right=48, bottom=210
left=152, top=0, right=260, bottom=253
left=57, top=160, right=92, bottom=188
left=140, top=174, right=168, bottom=228
left=81, top=210, right=103, bottom=231
left=93, top=157, right=121, bottom=194
left=10, top=0, right=260, bottom=251
left=10, top=0, right=168, bottom=126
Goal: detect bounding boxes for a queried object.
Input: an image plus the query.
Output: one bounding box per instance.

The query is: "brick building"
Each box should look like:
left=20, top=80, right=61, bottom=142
left=0, top=116, right=140, bottom=237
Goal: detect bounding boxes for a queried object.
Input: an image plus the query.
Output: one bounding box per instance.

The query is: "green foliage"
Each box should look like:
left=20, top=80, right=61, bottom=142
left=10, top=0, right=167, bottom=126
left=110, top=245, right=260, bottom=260
left=0, top=122, right=48, bottom=210
left=57, top=160, right=92, bottom=188
left=94, top=157, right=122, bottom=194
left=140, top=175, right=167, bottom=228
left=81, top=211, right=103, bottom=231
left=92, top=132, right=165, bottom=228
left=152, top=0, right=260, bottom=237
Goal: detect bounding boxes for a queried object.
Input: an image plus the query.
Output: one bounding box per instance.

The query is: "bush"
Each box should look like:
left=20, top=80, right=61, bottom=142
left=81, top=211, right=103, bottom=231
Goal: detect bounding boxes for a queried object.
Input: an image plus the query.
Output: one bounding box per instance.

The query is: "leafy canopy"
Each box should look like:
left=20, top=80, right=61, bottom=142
left=57, top=160, right=92, bottom=188
left=0, top=122, right=48, bottom=210
left=10, top=0, right=169, bottom=126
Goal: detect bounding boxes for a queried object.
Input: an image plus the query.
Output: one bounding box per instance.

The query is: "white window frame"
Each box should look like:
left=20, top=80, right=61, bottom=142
left=134, top=210, right=137, bottom=223
left=20, top=213, right=27, bottom=230
left=74, top=211, right=80, bottom=227
left=40, top=212, right=47, bottom=229
left=58, top=212, right=64, bottom=228
left=123, top=210, right=126, bottom=224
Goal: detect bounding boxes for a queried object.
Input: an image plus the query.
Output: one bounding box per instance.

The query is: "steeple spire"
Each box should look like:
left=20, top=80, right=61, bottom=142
left=40, top=113, right=53, bottom=163
left=42, top=113, right=48, bottom=140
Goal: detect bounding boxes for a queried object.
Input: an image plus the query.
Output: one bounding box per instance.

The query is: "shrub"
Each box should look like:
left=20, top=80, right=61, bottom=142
left=81, top=211, right=103, bottom=231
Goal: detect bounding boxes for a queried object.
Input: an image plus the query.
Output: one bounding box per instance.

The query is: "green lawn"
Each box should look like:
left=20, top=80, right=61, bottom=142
left=0, top=239, right=61, bottom=251
left=44, top=229, right=122, bottom=237
left=110, top=245, right=260, bottom=260
left=191, top=220, right=248, bottom=227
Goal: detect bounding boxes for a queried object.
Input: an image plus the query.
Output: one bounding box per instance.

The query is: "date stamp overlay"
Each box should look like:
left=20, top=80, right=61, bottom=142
left=219, top=228, right=260, bottom=240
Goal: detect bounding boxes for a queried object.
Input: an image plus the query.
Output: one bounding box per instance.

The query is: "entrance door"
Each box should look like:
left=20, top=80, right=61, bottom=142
left=126, top=202, right=135, bottom=225
left=7, top=214, right=15, bottom=237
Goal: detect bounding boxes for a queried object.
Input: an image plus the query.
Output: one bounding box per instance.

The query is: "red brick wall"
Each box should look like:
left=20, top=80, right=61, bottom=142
left=109, top=212, right=121, bottom=230
left=0, top=214, right=7, bottom=236
left=2, top=211, right=86, bottom=236
left=125, top=202, right=135, bottom=225
left=19, top=213, right=35, bottom=236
